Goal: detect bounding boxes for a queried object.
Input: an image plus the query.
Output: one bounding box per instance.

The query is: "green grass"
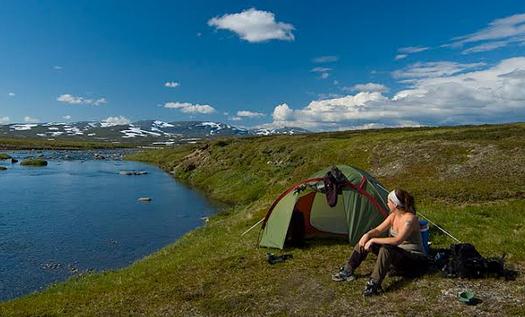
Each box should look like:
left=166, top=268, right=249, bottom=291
left=0, top=153, right=12, bottom=159
left=1, top=123, right=524, bottom=316
left=20, top=158, right=48, bottom=166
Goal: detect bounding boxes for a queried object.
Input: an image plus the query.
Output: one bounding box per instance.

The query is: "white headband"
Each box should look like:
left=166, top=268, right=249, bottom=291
left=388, top=190, right=402, bottom=207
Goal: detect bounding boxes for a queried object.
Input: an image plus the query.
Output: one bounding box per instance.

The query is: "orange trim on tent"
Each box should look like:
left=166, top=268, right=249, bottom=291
left=261, top=176, right=389, bottom=231
left=261, top=177, right=324, bottom=229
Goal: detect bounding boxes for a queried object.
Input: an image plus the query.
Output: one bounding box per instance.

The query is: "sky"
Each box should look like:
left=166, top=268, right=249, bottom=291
left=1, top=0, right=525, bottom=131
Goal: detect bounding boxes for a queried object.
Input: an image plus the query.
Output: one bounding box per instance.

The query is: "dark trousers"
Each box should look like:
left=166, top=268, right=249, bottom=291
left=344, top=244, right=427, bottom=285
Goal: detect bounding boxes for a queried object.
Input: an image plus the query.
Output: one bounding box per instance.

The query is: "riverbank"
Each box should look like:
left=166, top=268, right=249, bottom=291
left=1, top=123, right=524, bottom=316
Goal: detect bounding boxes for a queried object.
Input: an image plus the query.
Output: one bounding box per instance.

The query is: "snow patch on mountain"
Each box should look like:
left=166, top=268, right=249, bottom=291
left=11, top=124, right=38, bottom=131
left=199, top=122, right=223, bottom=129
left=153, top=120, right=174, bottom=128
left=120, top=127, right=162, bottom=138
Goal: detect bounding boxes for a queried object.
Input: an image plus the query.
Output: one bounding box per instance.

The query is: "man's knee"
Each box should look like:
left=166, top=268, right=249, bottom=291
left=378, top=245, right=396, bottom=257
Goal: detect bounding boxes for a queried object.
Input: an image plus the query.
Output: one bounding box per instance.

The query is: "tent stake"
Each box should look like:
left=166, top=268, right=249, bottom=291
left=241, top=217, right=265, bottom=237
left=418, top=212, right=462, bottom=244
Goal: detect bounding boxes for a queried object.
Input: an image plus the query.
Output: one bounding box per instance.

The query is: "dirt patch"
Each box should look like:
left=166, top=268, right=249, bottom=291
left=268, top=272, right=336, bottom=315
left=439, top=145, right=525, bottom=180
left=176, top=145, right=212, bottom=173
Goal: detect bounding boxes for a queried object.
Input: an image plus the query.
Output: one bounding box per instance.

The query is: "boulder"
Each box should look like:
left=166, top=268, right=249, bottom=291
left=21, top=159, right=48, bottom=166
left=120, top=170, right=148, bottom=176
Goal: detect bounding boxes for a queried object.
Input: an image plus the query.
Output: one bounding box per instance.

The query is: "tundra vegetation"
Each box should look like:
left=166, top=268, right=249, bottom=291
left=1, top=123, right=524, bottom=316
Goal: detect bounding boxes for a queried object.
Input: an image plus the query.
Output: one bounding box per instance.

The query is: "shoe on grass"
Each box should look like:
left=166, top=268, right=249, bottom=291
left=331, top=267, right=355, bottom=282
left=363, top=279, right=382, bottom=296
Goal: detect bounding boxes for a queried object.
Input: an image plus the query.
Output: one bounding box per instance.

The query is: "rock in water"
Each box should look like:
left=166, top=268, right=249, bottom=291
left=138, top=197, right=152, bottom=202
left=21, top=159, right=48, bottom=166
left=120, top=170, right=148, bottom=176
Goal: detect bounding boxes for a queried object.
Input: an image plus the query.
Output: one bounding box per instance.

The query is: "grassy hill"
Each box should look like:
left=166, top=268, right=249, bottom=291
left=1, top=123, right=524, bottom=316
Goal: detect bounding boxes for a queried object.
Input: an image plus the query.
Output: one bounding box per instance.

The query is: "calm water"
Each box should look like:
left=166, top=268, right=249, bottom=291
left=0, top=152, right=217, bottom=301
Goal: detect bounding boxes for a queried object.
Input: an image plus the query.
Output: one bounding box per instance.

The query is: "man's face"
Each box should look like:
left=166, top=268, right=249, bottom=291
left=387, top=199, right=396, bottom=212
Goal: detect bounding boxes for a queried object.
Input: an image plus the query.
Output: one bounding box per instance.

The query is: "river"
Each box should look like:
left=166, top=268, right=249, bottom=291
left=0, top=150, right=217, bottom=301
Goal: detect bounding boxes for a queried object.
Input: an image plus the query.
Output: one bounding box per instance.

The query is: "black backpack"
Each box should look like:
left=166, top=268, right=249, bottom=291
left=444, top=243, right=487, bottom=278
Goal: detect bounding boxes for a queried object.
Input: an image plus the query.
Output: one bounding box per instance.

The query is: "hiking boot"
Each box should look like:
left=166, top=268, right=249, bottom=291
left=363, top=279, right=382, bottom=296
left=331, top=267, right=355, bottom=282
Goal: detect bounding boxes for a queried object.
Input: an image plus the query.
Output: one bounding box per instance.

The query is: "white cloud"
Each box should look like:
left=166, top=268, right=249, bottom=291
left=311, top=67, right=331, bottom=73
left=265, top=57, right=525, bottom=131
left=0, top=116, right=9, bottom=125
left=311, top=67, right=332, bottom=79
left=398, top=46, right=430, bottom=54
left=461, top=41, right=508, bottom=54
left=236, top=110, right=264, bottom=118
left=164, top=102, right=216, bottom=114
left=312, top=56, right=339, bottom=63
left=53, top=65, right=63, bottom=70
left=349, top=83, right=389, bottom=93
left=317, top=93, right=344, bottom=100
left=231, top=116, right=242, bottom=121
left=448, top=13, right=525, bottom=53
left=208, top=8, right=295, bottom=43
left=272, top=103, right=294, bottom=121
left=8, top=92, right=15, bottom=97
left=57, top=94, right=107, bottom=106
left=24, top=116, right=39, bottom=123
left=164, top=81, right=180, bottom=88
left=392, top=61, right=486, bottom=82
left=395, top=46, right=429, bottom=60
left=63, top=115, right=72, bottom=120
left=101, top=116, right=131, bottom=127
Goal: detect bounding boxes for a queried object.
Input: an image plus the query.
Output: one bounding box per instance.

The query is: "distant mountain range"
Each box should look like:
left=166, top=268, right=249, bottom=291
left=0, top=120, right=309, bottom=145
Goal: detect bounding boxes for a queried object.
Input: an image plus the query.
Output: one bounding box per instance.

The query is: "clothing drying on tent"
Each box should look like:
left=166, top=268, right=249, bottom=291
left=259, top=165, right=390, bottom=249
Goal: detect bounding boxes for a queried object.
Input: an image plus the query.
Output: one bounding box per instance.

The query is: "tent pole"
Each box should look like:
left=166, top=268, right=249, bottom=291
left=418, top=212, right=462, bottom=243
left=241, top=217, right=265, bottom=237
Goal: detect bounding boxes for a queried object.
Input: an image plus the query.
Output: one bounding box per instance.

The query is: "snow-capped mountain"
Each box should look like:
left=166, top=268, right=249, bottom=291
left=251, top=127, right=310, bottom=136
left=0, top=120, right=308, bottom=145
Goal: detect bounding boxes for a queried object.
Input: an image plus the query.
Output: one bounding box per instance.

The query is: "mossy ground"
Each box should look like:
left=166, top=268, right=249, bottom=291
left=1, top=123, right=524, bottom=316
left=20, top=158, right=48, bottom=166
left=0, top=153, right=12, bottom=160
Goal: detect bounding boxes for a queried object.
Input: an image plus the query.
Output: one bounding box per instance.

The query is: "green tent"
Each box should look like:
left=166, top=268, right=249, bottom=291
left=259, top=165, right=389, bottom=249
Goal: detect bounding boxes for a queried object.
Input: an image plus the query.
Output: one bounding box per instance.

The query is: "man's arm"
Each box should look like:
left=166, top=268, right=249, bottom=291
left=358, top=213, right=393, bottom=247
left=365, top=214, right=415, bottom=249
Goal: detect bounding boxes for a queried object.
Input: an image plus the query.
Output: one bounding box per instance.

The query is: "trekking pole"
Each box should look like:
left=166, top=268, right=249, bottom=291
left=418, top=212, right=462, bottom=244
left=241, top=217, right=265, bottom=237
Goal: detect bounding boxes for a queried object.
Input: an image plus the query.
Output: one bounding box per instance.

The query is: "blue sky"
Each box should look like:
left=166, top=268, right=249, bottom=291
left=1, top=1, right=525, bottom=130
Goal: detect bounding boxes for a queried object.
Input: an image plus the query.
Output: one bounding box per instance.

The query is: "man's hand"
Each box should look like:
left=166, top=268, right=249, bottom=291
left=358, top=233, right=369, bottom=248
left=364, top=238, right=375, bottom=251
